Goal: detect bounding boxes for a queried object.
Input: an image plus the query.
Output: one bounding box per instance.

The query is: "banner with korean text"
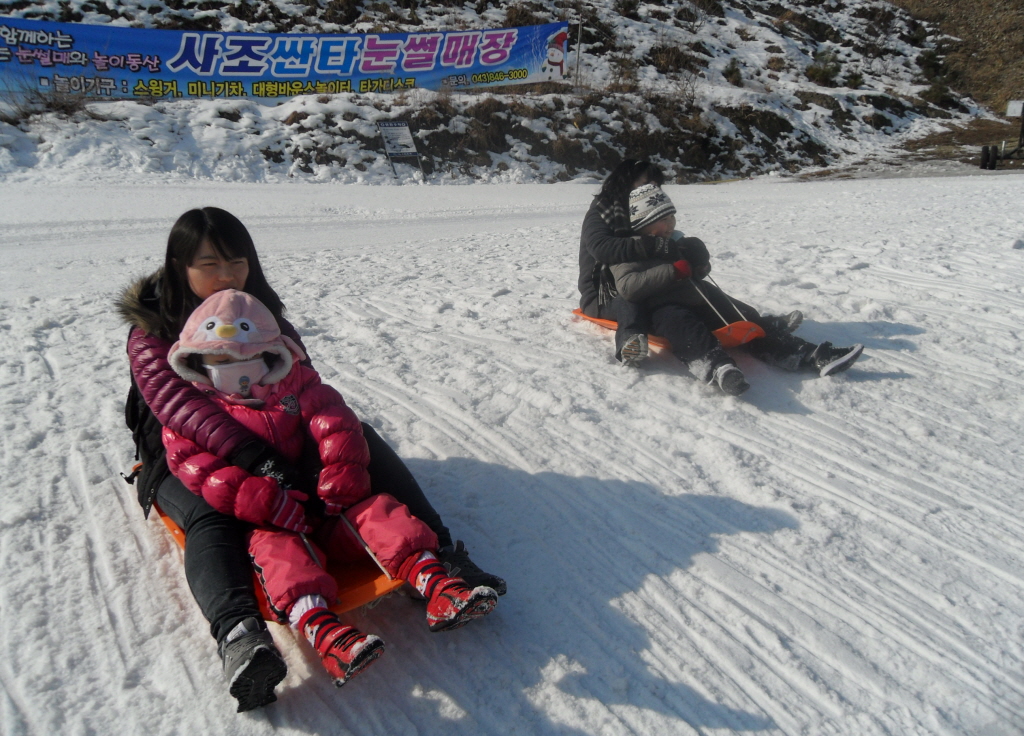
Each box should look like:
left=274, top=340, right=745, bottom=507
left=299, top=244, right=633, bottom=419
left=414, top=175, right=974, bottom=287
left=0, top=18, right=569, bottom=101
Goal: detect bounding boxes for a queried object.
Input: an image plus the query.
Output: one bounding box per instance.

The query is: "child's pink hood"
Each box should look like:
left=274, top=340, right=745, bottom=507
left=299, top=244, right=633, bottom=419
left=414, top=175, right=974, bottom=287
left=168, top=289, right=305, bottom=386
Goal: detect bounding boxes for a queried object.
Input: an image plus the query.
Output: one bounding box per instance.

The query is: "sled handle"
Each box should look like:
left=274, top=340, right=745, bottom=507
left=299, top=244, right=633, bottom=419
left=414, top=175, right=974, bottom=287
left=338, top=514, right=394, bottom=581
left=691, top=279, right=730, bottom=328
left=299, top=532, right=324, bottom=569
left=706, top=275, right=749, bottom=323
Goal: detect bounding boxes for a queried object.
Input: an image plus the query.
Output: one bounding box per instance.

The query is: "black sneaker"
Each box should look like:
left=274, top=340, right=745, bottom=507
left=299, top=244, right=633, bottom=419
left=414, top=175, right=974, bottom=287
left=711, top=363, right=750, bottom=396
left=808, top=342, right=864, bottom=377
left=437, top=541, right=507, bottom=596
left=619, top=334, right=648, bottom=367
left=219, top=618, right=287, bottom=712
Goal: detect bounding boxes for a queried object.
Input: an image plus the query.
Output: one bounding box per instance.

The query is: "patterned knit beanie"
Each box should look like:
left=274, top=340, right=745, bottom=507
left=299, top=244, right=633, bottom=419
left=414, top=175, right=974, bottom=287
left=628, top=183, right=676, bottom=231
left=168, top=289, right=305, bottom=386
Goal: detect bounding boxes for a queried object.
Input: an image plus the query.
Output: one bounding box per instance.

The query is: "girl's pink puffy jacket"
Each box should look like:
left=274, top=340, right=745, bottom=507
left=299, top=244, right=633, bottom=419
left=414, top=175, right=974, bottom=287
left=162, top=363, right=371, bottom=526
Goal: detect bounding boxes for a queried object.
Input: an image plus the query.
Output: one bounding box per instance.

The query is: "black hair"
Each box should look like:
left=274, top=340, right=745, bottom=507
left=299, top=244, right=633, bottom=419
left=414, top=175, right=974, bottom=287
left=596, top=159, right=666, bottom=207
left=159, top=207, right=285, bottom=338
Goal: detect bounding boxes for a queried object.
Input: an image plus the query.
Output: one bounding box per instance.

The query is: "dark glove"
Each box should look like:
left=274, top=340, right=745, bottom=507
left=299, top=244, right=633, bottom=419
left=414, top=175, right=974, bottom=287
left=648, top=236, right=682, bottom=262
left=673, top=260, right=692, bottom=279
left=229, top=441, right=303, bottom=491
left=677, top=237, right=710, bottom=275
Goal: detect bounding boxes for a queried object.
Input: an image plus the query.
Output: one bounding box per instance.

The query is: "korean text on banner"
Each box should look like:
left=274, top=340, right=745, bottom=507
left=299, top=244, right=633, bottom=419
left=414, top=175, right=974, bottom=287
left=0, top=19, right=569, bottom=101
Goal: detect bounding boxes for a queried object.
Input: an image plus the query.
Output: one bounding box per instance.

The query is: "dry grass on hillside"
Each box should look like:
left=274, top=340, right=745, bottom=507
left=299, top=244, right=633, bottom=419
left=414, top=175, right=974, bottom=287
left=890, top=0, right=1024, bottom=113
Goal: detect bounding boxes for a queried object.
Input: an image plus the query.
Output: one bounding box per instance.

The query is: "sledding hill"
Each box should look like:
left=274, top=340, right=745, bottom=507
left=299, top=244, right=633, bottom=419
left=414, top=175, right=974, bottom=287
left=0, top=0, right=990, bottom=182
left=1, top=171, right=1023, bottom=734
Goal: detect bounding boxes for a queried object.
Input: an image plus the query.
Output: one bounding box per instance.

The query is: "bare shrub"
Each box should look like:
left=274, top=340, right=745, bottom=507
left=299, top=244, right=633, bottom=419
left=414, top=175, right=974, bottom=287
left=649, top=44, right=703, bottom=74
left=723, top=58, right=743, bottom=87
left=0, top=74, right=91, bottom=125
left=504, top=2, right=542, bottom=27
left=806, top=50, right=841, bottom=86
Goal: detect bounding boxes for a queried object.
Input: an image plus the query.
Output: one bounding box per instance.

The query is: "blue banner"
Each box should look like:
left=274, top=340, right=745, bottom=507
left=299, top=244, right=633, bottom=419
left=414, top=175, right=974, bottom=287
left=0, top=18, right=569, bottom=100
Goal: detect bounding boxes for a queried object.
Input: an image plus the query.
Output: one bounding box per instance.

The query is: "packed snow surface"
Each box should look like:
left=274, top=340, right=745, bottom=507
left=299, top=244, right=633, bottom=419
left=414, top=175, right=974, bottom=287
left=1, top=170, right=1023, bottom=735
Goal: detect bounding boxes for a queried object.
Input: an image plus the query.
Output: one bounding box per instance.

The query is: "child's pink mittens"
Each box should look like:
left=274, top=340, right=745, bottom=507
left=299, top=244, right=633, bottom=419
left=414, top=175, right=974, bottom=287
left=268, top=489, right=312, bottom=533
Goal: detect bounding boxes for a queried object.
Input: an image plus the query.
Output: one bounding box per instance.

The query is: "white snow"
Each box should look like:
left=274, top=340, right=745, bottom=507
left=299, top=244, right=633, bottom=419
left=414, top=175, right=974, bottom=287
left=1, top=165, right=1023, bottom=735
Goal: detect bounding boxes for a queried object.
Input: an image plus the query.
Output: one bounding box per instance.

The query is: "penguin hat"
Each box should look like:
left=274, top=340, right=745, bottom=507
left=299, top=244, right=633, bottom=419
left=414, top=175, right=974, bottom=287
left=168, top=289, right=305, bottom=391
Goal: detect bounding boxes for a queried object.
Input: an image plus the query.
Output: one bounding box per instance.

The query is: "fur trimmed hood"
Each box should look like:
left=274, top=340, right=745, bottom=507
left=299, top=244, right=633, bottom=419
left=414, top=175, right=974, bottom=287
left=116, top=270, right=172, bottom=338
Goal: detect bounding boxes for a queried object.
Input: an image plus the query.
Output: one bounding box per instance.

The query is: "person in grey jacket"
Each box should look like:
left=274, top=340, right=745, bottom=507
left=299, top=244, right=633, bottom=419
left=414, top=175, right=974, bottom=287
left=609, top=183, right=864, bottom=396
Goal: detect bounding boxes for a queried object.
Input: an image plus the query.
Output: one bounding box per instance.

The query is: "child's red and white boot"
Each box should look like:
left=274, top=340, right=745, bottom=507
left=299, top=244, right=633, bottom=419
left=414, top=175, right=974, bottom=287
left=298, top=608, right=385, bottom=687
left=405, top=551, right=498, bottom=633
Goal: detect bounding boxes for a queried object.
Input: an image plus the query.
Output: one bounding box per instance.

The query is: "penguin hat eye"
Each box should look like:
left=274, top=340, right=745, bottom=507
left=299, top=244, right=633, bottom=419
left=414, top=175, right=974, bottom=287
left=238, top=320, right=251, bottom=332
left=205, top=320, right=217, bottom=331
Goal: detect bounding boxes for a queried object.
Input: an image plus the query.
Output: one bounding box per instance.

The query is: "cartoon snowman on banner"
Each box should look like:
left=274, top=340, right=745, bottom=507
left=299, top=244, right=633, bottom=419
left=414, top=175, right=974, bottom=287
left=537, top=30, right=569, bottom=81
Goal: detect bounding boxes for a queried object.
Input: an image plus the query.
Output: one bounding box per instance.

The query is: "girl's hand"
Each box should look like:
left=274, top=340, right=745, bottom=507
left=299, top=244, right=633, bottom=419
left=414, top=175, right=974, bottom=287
left=268, top=489, right=312, bottom=533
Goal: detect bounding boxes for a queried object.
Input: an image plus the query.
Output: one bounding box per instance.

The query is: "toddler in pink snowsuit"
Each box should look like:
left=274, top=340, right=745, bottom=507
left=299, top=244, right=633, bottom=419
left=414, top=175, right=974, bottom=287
left=162, top=289, right=498, bottom=689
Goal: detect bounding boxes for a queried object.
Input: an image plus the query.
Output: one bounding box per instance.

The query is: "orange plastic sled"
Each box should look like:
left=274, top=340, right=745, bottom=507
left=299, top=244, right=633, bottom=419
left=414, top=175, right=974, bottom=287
left=572, top=308, right=765, bottom=349
left=154, top=504, right=405, bottom=618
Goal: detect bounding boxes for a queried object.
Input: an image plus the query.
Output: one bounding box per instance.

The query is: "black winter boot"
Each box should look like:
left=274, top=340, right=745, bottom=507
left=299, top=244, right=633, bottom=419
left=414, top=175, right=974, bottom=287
left=711, top=363, right=750, bottom=396
left=690, top=346, right=748, bottom=395
left=437, top=541, right=507, bottom=596
left=219, top=617, right=287, bottom=712
left=619, top=333, right=648, bottom=367
left=805, top=342, right=864, bottom=377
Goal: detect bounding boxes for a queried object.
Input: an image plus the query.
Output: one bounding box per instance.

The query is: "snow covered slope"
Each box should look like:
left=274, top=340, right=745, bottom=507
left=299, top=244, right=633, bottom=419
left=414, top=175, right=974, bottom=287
left=1, top=171, right=1022, bottom=734
left=0, top=0, right=981, bottom=182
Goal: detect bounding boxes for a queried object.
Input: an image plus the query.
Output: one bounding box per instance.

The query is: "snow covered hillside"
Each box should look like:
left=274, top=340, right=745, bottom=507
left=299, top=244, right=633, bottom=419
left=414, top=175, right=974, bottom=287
left=1, top=170, right=1023, bottom=734
left=0, top=0, right=983, bottom=183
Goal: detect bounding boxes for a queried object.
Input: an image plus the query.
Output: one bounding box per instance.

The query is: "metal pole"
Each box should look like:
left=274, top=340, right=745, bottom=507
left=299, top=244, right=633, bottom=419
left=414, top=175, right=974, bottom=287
left=575, top=14, right=583, bottom=88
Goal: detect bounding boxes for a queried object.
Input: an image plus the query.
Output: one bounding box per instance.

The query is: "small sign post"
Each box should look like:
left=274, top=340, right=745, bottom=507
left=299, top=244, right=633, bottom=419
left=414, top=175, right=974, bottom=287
left=377, top=121, right=425, bottom=178
left=1004, top=100, right=1024, bottom=159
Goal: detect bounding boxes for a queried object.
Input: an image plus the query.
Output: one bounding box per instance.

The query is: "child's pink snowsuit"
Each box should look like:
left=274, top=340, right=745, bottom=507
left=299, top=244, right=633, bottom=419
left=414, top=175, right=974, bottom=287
left=161, top=289, right=437, bottom=619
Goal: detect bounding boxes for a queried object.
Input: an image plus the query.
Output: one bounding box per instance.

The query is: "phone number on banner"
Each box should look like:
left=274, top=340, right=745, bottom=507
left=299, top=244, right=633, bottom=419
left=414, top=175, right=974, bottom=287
left=443, top=68, right=529, bottom=87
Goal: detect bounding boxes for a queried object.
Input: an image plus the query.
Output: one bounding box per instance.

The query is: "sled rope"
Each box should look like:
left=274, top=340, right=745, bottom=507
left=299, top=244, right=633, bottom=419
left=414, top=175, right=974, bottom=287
left=706, top=275, right=750, bottom=323
left=691, top=279, right=730, bottom=327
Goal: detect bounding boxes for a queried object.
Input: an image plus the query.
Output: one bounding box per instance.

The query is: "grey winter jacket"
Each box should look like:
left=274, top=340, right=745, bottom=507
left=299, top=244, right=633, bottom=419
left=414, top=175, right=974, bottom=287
left=609, top=233, right=712, bottom=308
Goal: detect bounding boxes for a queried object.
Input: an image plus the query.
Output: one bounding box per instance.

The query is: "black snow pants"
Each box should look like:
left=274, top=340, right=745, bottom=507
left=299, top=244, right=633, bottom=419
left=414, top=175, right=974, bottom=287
left=649, top=281, right=816, bottom=370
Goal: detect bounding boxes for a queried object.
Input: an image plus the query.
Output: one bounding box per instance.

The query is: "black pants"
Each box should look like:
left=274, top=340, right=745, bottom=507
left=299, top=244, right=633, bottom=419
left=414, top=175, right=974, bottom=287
left=157, top=423, right=451, bottom=644
left=598, top=297, right=648, bottom=360
left=635, top=282, right=815, bottom=370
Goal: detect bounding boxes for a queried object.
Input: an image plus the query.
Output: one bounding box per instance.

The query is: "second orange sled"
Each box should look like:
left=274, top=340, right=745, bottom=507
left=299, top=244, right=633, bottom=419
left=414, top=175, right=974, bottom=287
left=572, top=309, right=764, bottom=349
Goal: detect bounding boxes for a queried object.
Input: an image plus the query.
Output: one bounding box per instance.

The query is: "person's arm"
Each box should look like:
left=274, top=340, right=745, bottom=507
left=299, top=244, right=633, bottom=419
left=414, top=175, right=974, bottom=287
left=297, top=367, right=372, bottom=514
left=609, top=261, right=679, bottom=303
left=581, top=205, right=670, bottom=266
left=128, top=326, right=301, bottom=482
left=162, top=426, right=311, bottom=531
